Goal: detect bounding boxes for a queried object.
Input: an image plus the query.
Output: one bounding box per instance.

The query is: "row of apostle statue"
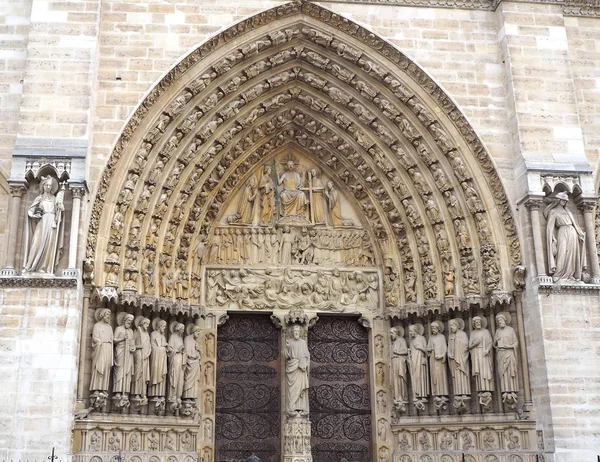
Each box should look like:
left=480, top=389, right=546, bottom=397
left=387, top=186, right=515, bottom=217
left=390, top=313, right=519, bottom=413
left=89, top=308, right=202, bottom=416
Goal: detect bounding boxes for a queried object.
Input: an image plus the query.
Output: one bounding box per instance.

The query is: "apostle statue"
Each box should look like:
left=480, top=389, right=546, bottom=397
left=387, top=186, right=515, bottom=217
left=448, top=318, right=470, bottom=410
left=22, top=175, right=65, bottom=274
left=544, top=191, right=586, bottom=283
left=279, top=160, right=308, bottom=217
left=469, top=316, right=494, bottom=392
left=390, top=326, right=408, bottom=408
left=113, top=313, right=135, bottom=397
left=494, top=312, right=519, bottom=406
left=168, top=322, right=186, bottom=410
left=149, top=318, right=170, bottom=398
left=325, top=181, right=354, bottom=227
left=408, top=324, right=429, bottom=408
left=90, top=308, right=113, bottom=393
left=259, top=164, right=276, bottom=225
left=284, top=324, right=310, bottom=416
left=183, top=324, right=202, bottom=400
left=427, top=321, right=448, bottom=398
left=132, top=316, right=151, bottom=398
left=469, top=315, right=494, bottom=410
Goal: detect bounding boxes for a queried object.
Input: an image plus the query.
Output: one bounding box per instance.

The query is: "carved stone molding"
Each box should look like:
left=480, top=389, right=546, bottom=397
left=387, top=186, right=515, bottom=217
left=319, top=0, right=600, bottom=17
left=0, top=275, right=78, bottom=288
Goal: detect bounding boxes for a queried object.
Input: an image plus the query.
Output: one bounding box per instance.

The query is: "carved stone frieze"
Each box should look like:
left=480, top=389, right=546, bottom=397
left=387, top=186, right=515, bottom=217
left=73, top=416, right=200, bottom=462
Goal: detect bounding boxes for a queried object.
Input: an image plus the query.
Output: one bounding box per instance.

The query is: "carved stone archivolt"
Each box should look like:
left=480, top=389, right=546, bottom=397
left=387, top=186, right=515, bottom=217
left=77, top=4, right=536, bottom=462
left=85, top=3, right=522, bottom=321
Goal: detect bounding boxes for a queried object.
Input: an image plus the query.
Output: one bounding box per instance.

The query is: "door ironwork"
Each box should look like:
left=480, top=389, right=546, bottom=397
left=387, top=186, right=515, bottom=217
left=308, top=316, right=372, bottom=462
left=215, top=314, right=281, bottom=462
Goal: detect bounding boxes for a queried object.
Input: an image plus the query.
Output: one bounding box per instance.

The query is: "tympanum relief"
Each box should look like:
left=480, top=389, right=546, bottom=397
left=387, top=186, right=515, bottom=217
left=203, top=152, right=381, bottom=315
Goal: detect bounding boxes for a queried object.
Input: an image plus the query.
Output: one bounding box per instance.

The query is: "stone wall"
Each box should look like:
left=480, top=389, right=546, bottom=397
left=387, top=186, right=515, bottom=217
left=0, top=286, right=82, bottom=460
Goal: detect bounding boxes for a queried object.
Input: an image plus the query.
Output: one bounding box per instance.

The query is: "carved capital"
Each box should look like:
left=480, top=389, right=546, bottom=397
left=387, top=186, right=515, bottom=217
left=9, top=184, right=26, bottom=198
left=524, top=198, right=543, bottom=211
left=71, top=187, right=85, bottom=199
left=578, top=200, right=597, bottom=213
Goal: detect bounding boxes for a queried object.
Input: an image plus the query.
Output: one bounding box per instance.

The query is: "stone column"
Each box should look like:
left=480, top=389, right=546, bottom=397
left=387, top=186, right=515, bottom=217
left=580, top=201, right=600, bottom=284
left=1, top=184, right=26, bottom=276
left=64, top=186, right=84, bottom=277
left=525, top=199, right=549, bottom=283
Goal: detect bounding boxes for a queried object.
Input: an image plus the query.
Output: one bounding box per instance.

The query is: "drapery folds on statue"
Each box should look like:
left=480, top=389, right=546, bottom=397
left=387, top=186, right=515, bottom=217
left=284, top=324, right=310, bottom=416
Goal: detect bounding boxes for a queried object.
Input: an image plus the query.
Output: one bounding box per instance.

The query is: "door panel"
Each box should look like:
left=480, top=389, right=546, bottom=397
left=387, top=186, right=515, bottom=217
left=308, top=316, right=372, bottom=462
left=215, top=314, right=281, bottom=462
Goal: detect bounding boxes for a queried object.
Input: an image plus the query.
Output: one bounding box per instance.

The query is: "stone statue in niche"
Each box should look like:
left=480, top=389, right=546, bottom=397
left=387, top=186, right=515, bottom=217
left=227, top=176, right=258, bottom=225
left=427, top=321, right=449, bottom=410
left=469, top=316, right=494, bottom=411
left=390, top=326, right=408, bottom=411
left=183, top=324, right=202, bottom=401
left=494, top=312, right=519, bottom=409
left=168, top=322, right=186, bottom=414
left=408, top=324, right=429, bottom=410
left=544, top=191, right=586, bottom=283
left=113, top=313, right=135, bottom=406
left=90, top=309, right=114, bottom=395
left=149, top=318, right=170, bottom=412
left=448, top=318, right=470, bottom=412
left=325, top=181, right=354, bottom=227
left=132, top=316, right=151, bottom=400
left=284, top=324, right=310, bottom=416
left=259, top=164, right=276, bottom=225
left=279, top=159, right=308, bottom=218
left=22, top=176, right=66, bottom=274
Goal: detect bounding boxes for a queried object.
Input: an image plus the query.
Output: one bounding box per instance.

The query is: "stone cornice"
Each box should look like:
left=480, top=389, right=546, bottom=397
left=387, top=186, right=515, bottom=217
left=0, top=276, right=78, bottom=289
left=317, top=0, right=600, bottom=15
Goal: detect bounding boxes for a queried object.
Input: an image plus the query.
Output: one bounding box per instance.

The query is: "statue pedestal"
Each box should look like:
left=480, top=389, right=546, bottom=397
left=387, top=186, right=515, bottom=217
left=283, top=415, right=312, bottom=462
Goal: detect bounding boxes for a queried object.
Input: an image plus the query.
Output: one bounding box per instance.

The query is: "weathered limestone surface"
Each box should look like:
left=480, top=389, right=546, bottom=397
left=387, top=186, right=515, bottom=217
left=0, top=287, right=82, bottom=460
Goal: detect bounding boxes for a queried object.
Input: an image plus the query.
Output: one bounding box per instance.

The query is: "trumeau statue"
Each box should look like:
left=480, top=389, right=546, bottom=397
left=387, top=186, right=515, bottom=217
left=132, top=316, right=151, bottom=398
left=149, top=318, right=170, bottom=398
left=544, top=191, right=586, bottom=283
left=113, top=313, right=135, bottom=397
left=408, top=324, right=429, bottom=408
left=182, top=324, right=202, bottom=400
left=284, top=324, right=310, bottom=416
left=23, top=175, right=66, bottom=274
left=390, top=326, right=408, bottom=408
left=90, top=308, right=113, bottom=393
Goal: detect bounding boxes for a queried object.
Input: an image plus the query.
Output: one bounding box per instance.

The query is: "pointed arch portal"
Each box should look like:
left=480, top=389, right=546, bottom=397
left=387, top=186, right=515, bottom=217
left=78, top=3, right=536, bottom=462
